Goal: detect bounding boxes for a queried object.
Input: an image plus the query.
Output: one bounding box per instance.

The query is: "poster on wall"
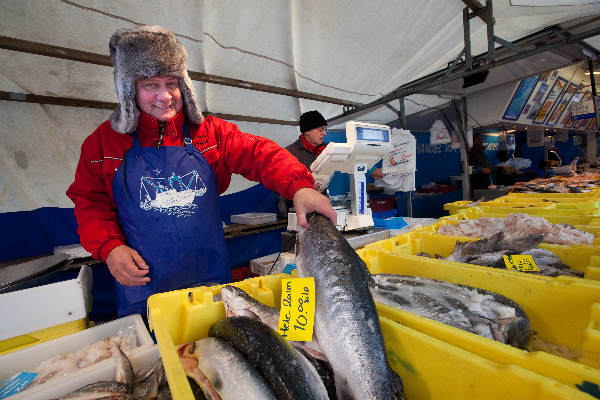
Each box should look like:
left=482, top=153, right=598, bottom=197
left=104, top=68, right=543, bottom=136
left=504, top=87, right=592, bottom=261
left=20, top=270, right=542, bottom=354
left=546, top=81, right=578, bottom=126
left=527, top=131, right=545, bottom=147
left=559, top=89, right=584, bottom=127
left=533, top=76, right=567, bottom=124
left=525, top=84, right=551, bottom=120
left=429, top=120, right=452, bottom=144
left=502, top=75, right=540, bottom=121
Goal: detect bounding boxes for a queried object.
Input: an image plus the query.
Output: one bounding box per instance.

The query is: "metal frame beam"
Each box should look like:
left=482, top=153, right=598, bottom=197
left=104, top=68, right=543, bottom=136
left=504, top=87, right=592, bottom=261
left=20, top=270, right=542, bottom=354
left=0, top=91, right=298, bottom=126
left=328, top=19, right=600, bottom=126
left=0, top=35, right=361, bottom=108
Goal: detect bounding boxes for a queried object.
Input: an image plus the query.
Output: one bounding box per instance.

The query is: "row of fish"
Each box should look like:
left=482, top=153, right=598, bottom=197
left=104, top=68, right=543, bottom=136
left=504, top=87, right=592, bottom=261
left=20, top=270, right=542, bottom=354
left=58, top=348, right=170, bottom=399
left=420, top=231, right=583, bottom=277
left=177, top=214, right=538, bottom=399
left=369, top=274, right=531, bottom=347
left=179, top=213, right=404, bottom=399
left=512, top=173, right=600, bottom=193
left=437, top=213, right=594, bottom=245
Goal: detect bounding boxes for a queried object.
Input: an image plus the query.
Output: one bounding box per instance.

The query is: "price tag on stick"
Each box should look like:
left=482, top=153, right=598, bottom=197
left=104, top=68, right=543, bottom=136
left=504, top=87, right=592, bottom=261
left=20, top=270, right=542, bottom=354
left=278, top=278, right=315, bottom=341
left=503, top=255, right=540, bottom=272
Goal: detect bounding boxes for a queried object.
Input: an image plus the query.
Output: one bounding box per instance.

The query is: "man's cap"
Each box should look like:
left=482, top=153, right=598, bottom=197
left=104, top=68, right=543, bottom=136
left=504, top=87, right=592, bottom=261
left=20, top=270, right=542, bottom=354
left=299, top=110, right=327, bottom=133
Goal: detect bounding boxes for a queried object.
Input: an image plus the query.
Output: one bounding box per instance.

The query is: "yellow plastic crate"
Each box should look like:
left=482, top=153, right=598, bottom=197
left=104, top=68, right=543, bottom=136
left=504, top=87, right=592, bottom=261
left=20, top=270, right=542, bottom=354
left=366, top=221, right=600, bottom=281
left=0, top=318, right=87, bottom=355
left=357, top=250, right=600, bottom=388
left=453, top=207, right=600, bottom=226
left=444, top=200, right=557, bottom=215
left=148, top=274, right=598, bottom=400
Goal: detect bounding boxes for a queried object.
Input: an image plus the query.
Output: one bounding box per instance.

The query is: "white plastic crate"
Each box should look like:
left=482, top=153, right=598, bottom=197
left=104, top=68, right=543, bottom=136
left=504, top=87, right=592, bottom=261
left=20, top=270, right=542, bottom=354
left=0, top=314, right=154, bottom=399
left=0, top=266, right=92, bottom=341
left=230, top=212, right=277, bottom=225
left=7, top=345, right=160, bottom=400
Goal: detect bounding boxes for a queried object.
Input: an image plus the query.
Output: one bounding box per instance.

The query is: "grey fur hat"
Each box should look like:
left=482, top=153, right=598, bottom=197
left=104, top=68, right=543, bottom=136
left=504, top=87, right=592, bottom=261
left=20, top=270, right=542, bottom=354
left=108, top=25, right=203, bottom=133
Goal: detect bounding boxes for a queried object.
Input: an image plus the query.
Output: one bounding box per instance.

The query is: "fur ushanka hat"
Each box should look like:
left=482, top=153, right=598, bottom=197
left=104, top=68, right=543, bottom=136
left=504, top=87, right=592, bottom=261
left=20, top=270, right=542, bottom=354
left=108, top=25, right=204, bottom=134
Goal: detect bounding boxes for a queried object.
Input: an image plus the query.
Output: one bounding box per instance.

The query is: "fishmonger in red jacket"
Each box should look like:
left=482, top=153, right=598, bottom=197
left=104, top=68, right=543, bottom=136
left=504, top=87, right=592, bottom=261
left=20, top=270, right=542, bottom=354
left=66, top=25, right=335, bottom=316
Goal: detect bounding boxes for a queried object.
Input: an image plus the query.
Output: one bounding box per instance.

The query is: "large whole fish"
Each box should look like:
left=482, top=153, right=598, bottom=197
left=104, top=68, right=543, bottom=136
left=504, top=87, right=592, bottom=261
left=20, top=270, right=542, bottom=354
left=220, top=285, right=337, bottom=399
left=296, top=213, right=404, bottom=400
left=441, top=232, right=584, bottom=277
left=178, top=337, right=276, bottom=400
left=370, top=274, right=531, bottom=348
left=209, top=316, right=329, bottom=400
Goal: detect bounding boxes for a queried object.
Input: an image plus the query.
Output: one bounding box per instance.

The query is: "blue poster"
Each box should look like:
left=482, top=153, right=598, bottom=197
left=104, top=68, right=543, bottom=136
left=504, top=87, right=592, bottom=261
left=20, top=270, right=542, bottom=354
left=502, top=75, right=540, bottom=121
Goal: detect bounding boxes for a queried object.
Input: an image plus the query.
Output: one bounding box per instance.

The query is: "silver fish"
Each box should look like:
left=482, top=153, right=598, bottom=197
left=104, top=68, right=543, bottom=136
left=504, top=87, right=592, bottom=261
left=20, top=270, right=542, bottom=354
left=296, top=213, right=404, bottom=400
left=370, top=274, right=531, bottom=347
left=220, top=285, right=337, bottom=399
left=208, top=316, right=329, bottom=400
left=180, top=337, right=277, bottom=400
left=220, top=285, right=326, bottom=360
left=445, top=232, right=583, bottom=277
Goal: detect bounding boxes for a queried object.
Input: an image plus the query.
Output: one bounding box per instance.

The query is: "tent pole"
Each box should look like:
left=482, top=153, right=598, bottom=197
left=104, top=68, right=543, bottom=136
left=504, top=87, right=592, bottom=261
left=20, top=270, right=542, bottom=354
left=460, top=97, right=471, bottom=200
left=587, top=59, right=598, bottom=164
left=398, top=97, right=413, bottom=218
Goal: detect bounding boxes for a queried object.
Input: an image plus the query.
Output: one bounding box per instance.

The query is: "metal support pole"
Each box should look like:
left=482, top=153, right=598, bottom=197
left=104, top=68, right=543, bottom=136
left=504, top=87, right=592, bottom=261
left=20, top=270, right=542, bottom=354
left=460, top=97, right=471, bottom=200
left=399, top=98, right=413, bottom=217
left=486, top=0, right=495, bottom=63
left=463, top=7, right=472, bottom=70
left=399, top=98, right=407, bottom=129
left=589, top=59, right=600, bottom=130
left=587, top=59, right=598, bottom=164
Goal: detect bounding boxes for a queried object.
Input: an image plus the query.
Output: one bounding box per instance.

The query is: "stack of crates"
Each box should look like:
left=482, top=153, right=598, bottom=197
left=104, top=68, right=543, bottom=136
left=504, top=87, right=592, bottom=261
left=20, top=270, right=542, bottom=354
left=148, top=274, right=600, bottom=400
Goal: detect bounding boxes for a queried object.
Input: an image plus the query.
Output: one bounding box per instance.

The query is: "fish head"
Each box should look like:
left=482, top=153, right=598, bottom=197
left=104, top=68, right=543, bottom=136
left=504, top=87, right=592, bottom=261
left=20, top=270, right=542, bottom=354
left=220, top=285, right=261, bottom=320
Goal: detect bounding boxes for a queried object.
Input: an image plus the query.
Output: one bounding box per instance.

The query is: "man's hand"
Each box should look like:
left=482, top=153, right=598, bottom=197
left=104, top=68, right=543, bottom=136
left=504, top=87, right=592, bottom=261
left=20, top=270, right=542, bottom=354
left=293, top=187, right=337, bottom=228
left=370, top=168, right=384, bottom=179
left=106, top=245, right=151, bottom=286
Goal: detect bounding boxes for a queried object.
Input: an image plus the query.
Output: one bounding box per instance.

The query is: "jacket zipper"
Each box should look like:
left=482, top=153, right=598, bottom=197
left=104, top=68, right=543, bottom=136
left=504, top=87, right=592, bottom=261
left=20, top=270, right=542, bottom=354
left=156, top=121, right=166, bottom=149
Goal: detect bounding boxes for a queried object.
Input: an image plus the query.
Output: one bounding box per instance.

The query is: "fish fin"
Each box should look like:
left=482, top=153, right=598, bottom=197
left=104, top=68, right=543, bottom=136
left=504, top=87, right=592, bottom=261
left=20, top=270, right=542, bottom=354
left=295, top=341, right=328, bottom=361
left=334, top=372, right=354, bottom=400
left=390, top=368, right=406, bottom=400
left=116, top=347, right=134, bottom=393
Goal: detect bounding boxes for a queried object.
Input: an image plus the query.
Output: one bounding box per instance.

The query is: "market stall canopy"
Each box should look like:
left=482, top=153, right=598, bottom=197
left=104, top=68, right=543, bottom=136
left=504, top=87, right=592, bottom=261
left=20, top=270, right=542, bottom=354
left=1, top=0, right=600, bottom=212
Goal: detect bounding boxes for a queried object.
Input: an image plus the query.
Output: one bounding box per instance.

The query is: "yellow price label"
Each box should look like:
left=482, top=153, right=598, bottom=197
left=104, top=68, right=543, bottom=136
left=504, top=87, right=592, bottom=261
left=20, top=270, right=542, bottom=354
left=503, top=255, right=540, bottom=272
left=278, top=278, right=315, bottom=341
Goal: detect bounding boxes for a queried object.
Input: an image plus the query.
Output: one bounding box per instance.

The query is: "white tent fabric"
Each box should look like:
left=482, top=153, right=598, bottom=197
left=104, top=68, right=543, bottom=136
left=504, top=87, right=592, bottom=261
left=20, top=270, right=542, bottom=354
left=1, top=0, right=599, bottom=211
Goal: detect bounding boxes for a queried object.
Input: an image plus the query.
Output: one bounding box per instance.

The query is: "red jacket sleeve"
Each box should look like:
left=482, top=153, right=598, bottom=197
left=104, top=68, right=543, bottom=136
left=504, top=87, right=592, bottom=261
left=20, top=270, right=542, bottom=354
left=66, top=131, right=126, bottom=261
left=211, top=117, right=315, bottom=200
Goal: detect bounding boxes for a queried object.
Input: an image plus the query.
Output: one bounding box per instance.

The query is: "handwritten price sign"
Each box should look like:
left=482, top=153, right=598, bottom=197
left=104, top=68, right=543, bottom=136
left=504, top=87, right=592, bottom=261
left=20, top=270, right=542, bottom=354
left=278, top=278, right=315, bottom=341
left=503, top=255, right=540, bottom=272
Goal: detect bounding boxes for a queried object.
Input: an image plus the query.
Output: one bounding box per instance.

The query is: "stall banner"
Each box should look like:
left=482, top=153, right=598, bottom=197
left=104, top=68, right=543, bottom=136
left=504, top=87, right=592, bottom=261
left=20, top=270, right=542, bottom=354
left=572, top=98, right=595, bottom=120
left=527, top=131, right=545, bottom=147
left=429, top=120, right=452, bottom=144
left=502, top=75, right=540, bottom=121
left=546, top=82, right=578, bottom=126
left=533, top=76, right=567, bottom=124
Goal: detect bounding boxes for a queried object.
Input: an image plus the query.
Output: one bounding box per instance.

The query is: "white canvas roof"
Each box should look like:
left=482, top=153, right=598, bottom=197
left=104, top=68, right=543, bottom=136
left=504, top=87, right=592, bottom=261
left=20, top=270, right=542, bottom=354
left=1, top=0, right=599, bottom=211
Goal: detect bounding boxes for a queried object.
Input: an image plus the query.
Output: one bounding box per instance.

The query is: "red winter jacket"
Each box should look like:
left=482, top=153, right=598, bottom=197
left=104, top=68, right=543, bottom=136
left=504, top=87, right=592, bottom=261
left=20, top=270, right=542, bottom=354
left=66, top=111, right=314, bottom=261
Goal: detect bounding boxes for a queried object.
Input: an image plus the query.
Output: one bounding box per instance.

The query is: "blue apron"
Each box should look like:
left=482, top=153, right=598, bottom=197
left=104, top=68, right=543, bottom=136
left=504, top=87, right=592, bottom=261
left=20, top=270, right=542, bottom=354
left=112, top=122, right=231, bottom=317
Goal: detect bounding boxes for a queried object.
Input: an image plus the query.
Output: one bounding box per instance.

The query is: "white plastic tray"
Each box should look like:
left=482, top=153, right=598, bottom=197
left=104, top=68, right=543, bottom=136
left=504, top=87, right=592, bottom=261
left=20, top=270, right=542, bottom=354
left=8, top=345, right=160, bottom=400
left=0, top=314, right=154, bottom=398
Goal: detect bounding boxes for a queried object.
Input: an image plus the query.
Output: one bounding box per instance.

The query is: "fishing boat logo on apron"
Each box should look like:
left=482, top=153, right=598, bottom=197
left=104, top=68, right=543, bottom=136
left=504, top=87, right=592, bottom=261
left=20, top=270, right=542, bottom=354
left=139, top=169, right=207, bottom=216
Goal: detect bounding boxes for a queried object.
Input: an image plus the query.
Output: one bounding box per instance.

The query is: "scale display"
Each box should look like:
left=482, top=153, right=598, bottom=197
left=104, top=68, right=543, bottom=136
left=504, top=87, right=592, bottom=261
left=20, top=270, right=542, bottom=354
left=356, top=127, right=389, bottom=142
